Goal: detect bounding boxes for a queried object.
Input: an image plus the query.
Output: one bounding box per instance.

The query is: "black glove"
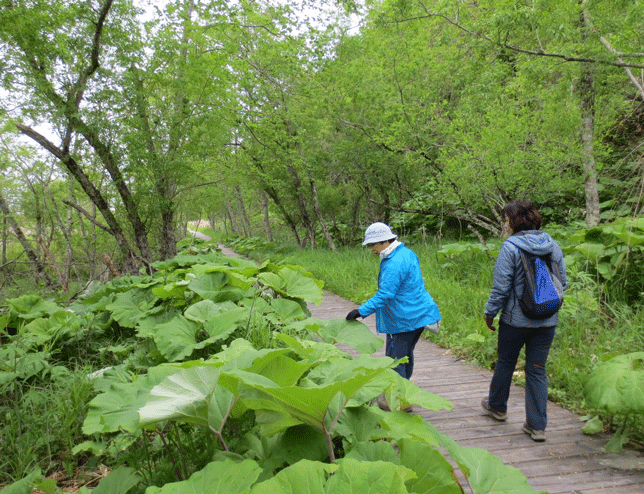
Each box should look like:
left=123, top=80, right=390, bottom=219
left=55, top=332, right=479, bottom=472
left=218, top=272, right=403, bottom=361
left=484, top=315, right=497, bottom=332
left=346, top=309, right=361, bottom=320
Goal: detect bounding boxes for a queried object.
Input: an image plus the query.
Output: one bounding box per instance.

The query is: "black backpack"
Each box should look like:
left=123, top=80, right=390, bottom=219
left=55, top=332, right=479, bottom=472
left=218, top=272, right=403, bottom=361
left=510, top=243, right=564, bottom=319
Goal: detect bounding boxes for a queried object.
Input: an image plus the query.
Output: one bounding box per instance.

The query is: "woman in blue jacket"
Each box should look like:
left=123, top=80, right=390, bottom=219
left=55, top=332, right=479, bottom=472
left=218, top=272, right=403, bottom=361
left=482, top=200, right=567, bottom=442
left=346, top=223, right=441, bottom=409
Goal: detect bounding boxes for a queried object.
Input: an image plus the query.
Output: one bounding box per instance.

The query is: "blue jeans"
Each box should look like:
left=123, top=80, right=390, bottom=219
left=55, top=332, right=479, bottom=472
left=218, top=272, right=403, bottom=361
left=488, top=322, right=555, bottom=431
left=386, top=326, right=425, bottom=379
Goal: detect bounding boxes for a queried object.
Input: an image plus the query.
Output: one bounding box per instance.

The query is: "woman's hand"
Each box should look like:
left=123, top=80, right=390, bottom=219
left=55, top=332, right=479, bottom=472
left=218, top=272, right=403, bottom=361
left=484, top=315, right=497, bottom=332
left=346, top=309, right=361, bottom=320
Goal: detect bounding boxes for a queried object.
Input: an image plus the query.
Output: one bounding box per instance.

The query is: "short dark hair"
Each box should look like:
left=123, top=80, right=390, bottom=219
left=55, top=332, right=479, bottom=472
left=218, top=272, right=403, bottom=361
left=501, top=199, right=542, bottom=233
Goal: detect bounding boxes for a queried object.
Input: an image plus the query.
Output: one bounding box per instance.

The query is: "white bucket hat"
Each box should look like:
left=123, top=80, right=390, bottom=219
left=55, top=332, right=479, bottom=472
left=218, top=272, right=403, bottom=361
left=362, top=222, right=397, bottom=246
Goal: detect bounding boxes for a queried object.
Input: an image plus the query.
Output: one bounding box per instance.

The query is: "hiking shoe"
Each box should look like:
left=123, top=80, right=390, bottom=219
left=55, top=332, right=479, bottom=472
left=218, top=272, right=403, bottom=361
left=523, top=423, right=546, bottom=442
left=378, top=395, right=391, bottom=411
left=481, top=398, right=507, bottom=421
left=378, top=396, right=412, bottom=412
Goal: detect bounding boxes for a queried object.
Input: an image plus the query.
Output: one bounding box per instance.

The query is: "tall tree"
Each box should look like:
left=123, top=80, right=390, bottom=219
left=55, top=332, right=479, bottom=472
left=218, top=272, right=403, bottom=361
left=1, top=0, right=241, bottom=269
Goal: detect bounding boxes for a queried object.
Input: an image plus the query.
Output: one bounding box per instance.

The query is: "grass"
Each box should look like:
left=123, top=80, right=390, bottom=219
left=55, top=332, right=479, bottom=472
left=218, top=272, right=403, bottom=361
left=0, top=371, right=96, bottom=485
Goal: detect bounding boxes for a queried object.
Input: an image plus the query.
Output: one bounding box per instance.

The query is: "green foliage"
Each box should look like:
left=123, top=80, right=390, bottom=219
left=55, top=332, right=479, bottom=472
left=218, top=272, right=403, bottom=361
left=564, top=217, right=644, bottom=303
left=1, top=249, right=325, bottom=485
left=0, top=466, right=140, bottom=494
left=583, top=352, right=644, bottom=452
left=0, top=371, right=95, bottom=487
left=1, top=246, right=547, bottom=493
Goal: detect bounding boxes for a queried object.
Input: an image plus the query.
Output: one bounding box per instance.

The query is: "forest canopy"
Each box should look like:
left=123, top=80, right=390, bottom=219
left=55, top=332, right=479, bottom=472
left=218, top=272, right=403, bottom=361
left=1, top=0, right=643, bottom=276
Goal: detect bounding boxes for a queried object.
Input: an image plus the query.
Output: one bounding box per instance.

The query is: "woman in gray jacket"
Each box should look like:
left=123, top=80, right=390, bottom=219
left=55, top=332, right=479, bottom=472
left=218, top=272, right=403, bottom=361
left=481, top=200, right=567, bottom=442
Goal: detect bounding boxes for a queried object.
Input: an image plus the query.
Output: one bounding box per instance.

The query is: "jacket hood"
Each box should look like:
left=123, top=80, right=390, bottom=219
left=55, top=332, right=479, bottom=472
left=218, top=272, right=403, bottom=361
left=505, top=230, right=557, bottom=256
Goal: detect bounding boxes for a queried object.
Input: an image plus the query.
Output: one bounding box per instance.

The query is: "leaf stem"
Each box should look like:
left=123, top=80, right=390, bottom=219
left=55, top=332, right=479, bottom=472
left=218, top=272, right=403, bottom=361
left=156, top=427, right=183, bottom=481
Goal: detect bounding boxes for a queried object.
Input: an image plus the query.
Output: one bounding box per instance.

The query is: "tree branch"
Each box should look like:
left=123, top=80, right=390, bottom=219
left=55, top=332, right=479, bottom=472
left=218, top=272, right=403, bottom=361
left=398, top=7, right=644, bottom=70
left=61, top=199, right=113, bottom=234
left=599, top=37, right=644, bottom=100
left=72, top=0, right=114, bottom=107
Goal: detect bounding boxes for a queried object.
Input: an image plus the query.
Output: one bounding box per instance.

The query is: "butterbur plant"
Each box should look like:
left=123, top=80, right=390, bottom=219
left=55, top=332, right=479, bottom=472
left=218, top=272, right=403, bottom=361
left=83, top=330, right=545, bottom=493
left=583, top=352, right=644, bottom=452
left=1, top=250, right=546, bottom=493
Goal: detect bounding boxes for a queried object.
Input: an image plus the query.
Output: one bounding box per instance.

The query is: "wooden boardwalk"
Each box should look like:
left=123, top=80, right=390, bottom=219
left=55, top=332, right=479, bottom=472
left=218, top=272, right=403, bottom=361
left=220, top=245, right=644, bottom=493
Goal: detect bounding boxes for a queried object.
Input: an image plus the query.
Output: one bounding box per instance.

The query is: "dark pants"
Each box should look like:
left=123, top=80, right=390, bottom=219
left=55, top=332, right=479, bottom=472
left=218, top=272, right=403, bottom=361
left=488, top=321, right=556, bottom=431
left=386, top=326, right=426, bottom=379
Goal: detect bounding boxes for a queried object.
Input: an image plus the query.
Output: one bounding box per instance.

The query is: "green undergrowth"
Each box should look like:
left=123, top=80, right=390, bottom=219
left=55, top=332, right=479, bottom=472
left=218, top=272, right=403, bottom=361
left=1, top=238, right=553, bottom=494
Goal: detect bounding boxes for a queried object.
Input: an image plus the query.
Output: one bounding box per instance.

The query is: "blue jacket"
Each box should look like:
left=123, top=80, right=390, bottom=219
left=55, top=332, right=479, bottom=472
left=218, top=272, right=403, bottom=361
left=485, top=230, right=567, bottom=328
left=359, top=243, right=441, bottom=334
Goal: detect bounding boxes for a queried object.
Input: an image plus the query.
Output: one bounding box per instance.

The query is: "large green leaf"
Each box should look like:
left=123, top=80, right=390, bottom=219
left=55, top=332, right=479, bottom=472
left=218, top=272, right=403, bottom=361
left=225, top=360, right=393, bottom=433
left=371, top=409, right=441, bottom=447
left=383, top=374, right=453, bottom=412
left=343, top=439, right=401, bottom=464
left=269, top=298, right=307, bottom=323
left=203, top=307, right=249, bottom=339
left=271, top=424, right=330, bottom=464
left=435, top=429, right=546, bottom=494
left=318, top=318, right=384, bottom=355
left=8, top=295, right=60, bottom=321
left=0, top=468, right=42, bottom=494
left=83, top=364, right=201, bottom=434
left=184, top=300, right=224, bottom=323
left=145, top=459, right=262, bottom=494
left=398, top=438, right=462, bottom=494
left=328, top=458, right=414, bottom=493
left=286, top=318, right=384, bottom=356
left=343, top=436, right=459, bottom=494
left=137, top=350, right=306, bottom=430
left=88, top=466, right=140, bottom=494
left=23, top=310, right=78, bottom=346
left=249, top=460, right=337, bottom=494
left=254, top=409, right=306, bottom=437
left=188, top=271, right=229, bottom=300
left=151, top=315, right=200, bottom=362
left=275, top=333, right=349, bottom=363
left=258, top=266, right=324, bottom=304
left=257, top=272, right=284, bottom=290
left=334, top=407, right=383, bottom=444
left=135, top=307, right=180, bottom=338
left=106, top=288, right=158, bottom=328
left=584, top=352, right=644, bottom=415
left=138, top=365, right=229, bottom=429
left=83, top=380, right=148, bottom=434
left=152, top=283, right=189, bottom=301
left=0, top=348, right=50, bottom=384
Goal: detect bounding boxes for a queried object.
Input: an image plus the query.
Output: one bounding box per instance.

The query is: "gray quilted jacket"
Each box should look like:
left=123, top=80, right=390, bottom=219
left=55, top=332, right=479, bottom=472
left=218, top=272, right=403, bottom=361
left=484, top=230, right=567, bottom=328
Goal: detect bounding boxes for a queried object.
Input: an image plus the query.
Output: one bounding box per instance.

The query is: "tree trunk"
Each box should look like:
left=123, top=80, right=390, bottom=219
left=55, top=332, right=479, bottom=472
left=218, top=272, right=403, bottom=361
left=264, top=186, right=303, bottom=247
left=44, top=185, right=73, bottom=291
left=158, top=197, right=178, bottom=260
left=2, top=214, right=7, bottom=264
left=226, top=199, right=241, bottom=235
left=0, top=187, right=52, bottom=286
left=287, top=164, right=316, bottom=248
left=580, top=8, right=601, bottom=227
left=235, top=186, right=252, bottom=236
left=350, top=195, right=363, bottom=246
left=15, top=123, right=140, bottom=273
left=260, top=191, right=273, bottom=242
left=310, top=179, right=337, bottom=252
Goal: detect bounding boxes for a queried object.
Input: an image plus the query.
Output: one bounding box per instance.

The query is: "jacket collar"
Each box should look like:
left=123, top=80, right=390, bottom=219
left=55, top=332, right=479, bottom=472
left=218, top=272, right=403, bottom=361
left=380, top=240, right=402, bottom=260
